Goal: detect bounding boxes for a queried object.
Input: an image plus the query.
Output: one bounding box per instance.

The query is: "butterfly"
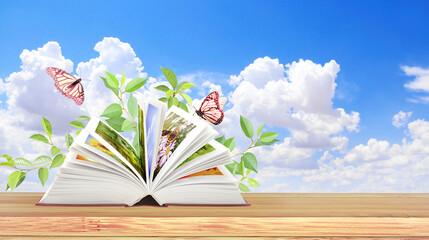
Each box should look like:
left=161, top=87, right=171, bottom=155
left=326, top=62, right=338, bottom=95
left=195, top=91, right=226, bottom=125
left=46, top=67, right=84, bottom=105
left=162, top=127, right=180, bottom=146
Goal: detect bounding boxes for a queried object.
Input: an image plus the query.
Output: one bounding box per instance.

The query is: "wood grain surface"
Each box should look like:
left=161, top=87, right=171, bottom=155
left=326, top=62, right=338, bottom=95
left=0, top=193, right=428, bottom=238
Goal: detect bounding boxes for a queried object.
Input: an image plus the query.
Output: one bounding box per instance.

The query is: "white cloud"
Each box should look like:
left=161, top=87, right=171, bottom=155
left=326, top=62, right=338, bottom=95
left=344, top=138, right=393, bottom=163
left=202, top=81, right=222, bottom=96
left=0, top=37, right=150, bottom=191
left=229, top=57, right=284, bottom=88
left=0, top=78, right=5, bottom=95
left=392, top=111, right=412, bottom=128
left=256, top=118, right=429, bottom=192
left=253, top=137, right=317, bottom=168
left=222, top=57, right=359, bottom=155
left=403, top=65, right=429, bottom=92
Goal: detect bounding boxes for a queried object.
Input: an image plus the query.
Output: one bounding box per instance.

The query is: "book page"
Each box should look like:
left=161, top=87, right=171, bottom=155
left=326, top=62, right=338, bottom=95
left=153, top=111, right=196, bottom=180
left=179, top=167, right=223, bottom=179
left=82, top=134, right=137, bottom=175
left=137, top=105, right=148, bottom=181
left=93, top=120, right=146, bottom=181
left=145, top=103, right=160, bottom=180
left=176, top=143, right=216, bottom=169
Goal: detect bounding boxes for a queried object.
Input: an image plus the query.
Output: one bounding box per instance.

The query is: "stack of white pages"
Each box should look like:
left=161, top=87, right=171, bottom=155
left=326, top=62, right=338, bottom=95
left=38, top=99, right=247, bottom=206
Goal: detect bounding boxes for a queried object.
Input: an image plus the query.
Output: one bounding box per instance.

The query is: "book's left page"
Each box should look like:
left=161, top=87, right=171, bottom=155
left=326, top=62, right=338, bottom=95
left=84, top=118, right=147, bottom=186
left=137, top=98, right=166, bottom=188
left=38, top=148, right=147, bottom=206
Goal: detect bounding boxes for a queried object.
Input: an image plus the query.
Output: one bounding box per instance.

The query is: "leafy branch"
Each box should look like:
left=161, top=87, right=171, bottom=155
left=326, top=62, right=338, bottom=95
left=155, top=67, right=195, bottom=112
left=0, top=116, right=90, bottom=191
left=216, top=116, right=279, bottom=192
left=100, top=72, right=147, bottom=152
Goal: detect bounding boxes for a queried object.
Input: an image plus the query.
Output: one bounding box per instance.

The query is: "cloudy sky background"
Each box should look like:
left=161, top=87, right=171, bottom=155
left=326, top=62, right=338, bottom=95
left=1, top=1, right=429, bottom=192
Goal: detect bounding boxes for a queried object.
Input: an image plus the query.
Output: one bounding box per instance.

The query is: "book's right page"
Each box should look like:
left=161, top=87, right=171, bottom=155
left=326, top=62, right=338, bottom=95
left=154, top=140, right=233, bottom=191
left=151, top=106, right=217, bottom=189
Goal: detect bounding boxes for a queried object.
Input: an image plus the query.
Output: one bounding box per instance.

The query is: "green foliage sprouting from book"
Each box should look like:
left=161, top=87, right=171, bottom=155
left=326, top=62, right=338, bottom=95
left=0, top=68, right=279, bottom=195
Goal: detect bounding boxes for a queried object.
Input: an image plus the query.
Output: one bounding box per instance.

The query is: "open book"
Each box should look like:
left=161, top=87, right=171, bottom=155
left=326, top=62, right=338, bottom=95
left=37, top=99, right=247, bottom=206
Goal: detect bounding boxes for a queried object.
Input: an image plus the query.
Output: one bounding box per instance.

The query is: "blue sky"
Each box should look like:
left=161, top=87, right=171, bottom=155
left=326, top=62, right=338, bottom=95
left=1, top=1, right=429, bottom=192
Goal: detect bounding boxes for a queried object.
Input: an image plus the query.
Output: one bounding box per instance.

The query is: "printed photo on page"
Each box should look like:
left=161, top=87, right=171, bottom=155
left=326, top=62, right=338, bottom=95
left=153, top=111, right=196, bottom=179
left=94, top=121, right=145, bottom=180
left=145, top=103, right=159, bottom=179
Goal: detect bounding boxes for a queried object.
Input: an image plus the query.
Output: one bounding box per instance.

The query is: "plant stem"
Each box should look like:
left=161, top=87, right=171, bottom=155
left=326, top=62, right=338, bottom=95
left=116, top=89, right=138, bottom=131
left=231, top=138, right=258, bottom=158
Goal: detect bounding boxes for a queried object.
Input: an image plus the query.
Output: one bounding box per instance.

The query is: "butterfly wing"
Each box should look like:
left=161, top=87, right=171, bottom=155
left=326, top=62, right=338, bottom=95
left=202, top=108, right=224, bottom=125
left=219, top=97, right=227, bottom=110
left=67, top=82, right=85, bottom=105
left=198, top=91, right=225, bottom=125
left=46, top=67, right=84, bottom=105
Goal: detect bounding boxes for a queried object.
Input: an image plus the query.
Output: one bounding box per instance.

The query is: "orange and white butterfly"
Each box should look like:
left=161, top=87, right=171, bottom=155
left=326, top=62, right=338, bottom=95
left=195, top=91, right=226, bottom=125
left=46, top=67, right=84, bottom=105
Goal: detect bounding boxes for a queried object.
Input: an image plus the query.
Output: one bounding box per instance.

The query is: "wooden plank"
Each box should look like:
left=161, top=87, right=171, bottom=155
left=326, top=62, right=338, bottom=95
left=1, top=193, right=429, bottom=237
left=1, top=193, right=429, bottom=217
left=0, top=217, right=428, bottom=237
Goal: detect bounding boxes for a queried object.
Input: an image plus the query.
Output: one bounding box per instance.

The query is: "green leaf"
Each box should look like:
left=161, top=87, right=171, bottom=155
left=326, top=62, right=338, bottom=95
left=127, top=94, right=138, bottom=119
left=76, top=115, right=90, bottom=121
left=254, top=139, right=280, bottom=147
left=42, top=117, right=52, bottom=138
left=176, top=82, right=185, bottom=91
left=260, top=132, right=279, bottom=143
left=180, top=93, right=192, bottom=105
left=125, top=78, right=147, bottom=92
left=238, top=160, right=245, bottom=176
left=65, top=132, right=74, bottom=148
left=121, top=119, right=134, bottom=132
left=177, top=101, right=188, bottom=112
left=7, top=171, right=22, bottom=191
left=14, top=158, right=32, bottom=166
left=223, top=137, right=235, bottom=152
left=246, top=169, right=251, bottom=176
left=166, top=89, right=175, bottom=99
left=69, top=121, right=84, bottom=129
left=101, top=103, right=123, bottom=118
left=239, top=183, right=251, bottom=192
left=51, top=146, right=61, bottom=156
left=105, top=71, right=119, bottom=89
left=133, top=133, right=139, bottom=154
left=248, top=178, right=260, bottom=187
left=225, top=162, right=238, bottom=175
left=240, top=115, right=254, bottom=138
left=29, top=134, right=49, bottom=144
left=1, top=154, right=14, bottom=163
left=106, top=117, right=126, bottom=132
left=159, top=97, right=168, bottom=103
left=168, top=96, right=179, bottom=108
left=15, top=172, right=26, bottom=189
left=177, top=82, right=195, bottom=91
left=38, top=167, right=49, bottom=187
left=121, top=72, right=126, bottom=86
left=161, top=67, right=178, bottom=89
left=154, top=84, right=170, bottom=92
left=0, top=162, right=14, bottom=167
left=242, top=152, right=258, bottom=173
left=257, top=123, right=264, bottom=136
left=100, top=76, right=119, bottom=96
left=215, top=136, right=226, bottom=144
left=33, top=155, right=52, bottom=165
left=76, top=130, right=81, bottom=135
left=50, top=154, right=65, bottom=169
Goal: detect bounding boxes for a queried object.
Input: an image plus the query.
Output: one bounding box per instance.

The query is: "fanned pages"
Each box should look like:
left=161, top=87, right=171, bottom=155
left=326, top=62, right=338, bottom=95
left=38, top=98, right=247, bottom=206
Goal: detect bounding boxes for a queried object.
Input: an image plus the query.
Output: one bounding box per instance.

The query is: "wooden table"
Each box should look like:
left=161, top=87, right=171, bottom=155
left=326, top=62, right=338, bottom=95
left=0, top=193, right=429, bottom=238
